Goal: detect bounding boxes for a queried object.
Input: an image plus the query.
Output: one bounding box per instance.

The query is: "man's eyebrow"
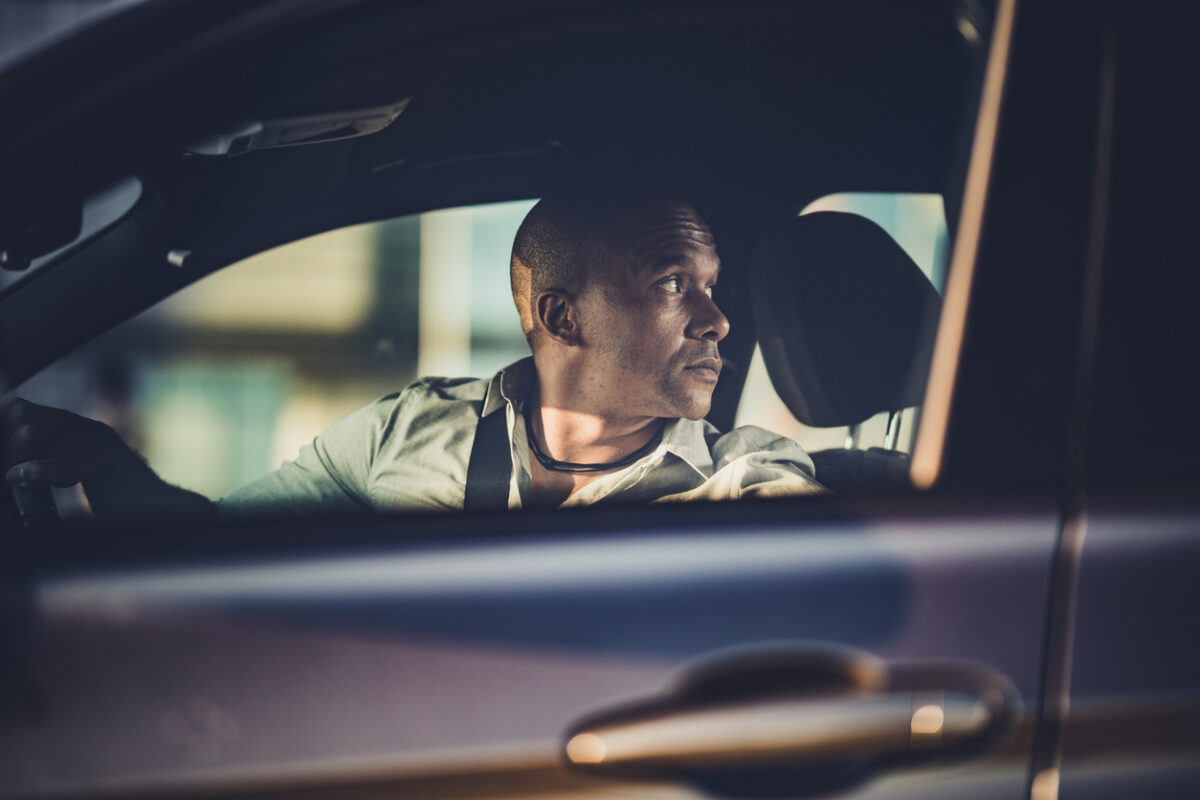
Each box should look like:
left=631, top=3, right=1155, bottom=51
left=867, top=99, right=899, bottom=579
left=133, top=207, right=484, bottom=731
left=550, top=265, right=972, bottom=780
left=655, top=253, right=721, bottom=269
left=650, top=254, right=693, bottom=271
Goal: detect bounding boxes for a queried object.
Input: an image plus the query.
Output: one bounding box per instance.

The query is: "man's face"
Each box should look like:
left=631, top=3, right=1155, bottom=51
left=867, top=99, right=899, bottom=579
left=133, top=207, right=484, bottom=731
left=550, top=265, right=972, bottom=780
left=573, top=203, right=730, bottom=420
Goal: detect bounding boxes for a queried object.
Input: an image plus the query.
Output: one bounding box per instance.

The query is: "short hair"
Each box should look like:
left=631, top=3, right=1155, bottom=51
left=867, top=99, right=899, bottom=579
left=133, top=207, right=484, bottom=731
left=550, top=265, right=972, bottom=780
left=510, top=183, right=686, bottom=341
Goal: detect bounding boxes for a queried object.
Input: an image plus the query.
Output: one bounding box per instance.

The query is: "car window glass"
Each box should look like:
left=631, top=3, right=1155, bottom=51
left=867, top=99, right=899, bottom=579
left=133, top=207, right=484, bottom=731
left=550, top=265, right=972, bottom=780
left=734, top=192, right=947, bottom=454
left=15, top=199, right=534, bottom=513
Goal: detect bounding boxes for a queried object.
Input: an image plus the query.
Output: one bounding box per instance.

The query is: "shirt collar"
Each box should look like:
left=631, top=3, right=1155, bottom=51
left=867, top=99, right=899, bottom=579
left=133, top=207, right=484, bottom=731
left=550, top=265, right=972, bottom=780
left=659, top=417, right=716, bottom=478
left=482, top=356, right=536, bottom=417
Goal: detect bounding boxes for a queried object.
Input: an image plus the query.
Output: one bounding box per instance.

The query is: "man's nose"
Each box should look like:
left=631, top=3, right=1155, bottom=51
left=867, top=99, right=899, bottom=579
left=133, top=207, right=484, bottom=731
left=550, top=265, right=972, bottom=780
left=688, top=292, right=731, bottom=342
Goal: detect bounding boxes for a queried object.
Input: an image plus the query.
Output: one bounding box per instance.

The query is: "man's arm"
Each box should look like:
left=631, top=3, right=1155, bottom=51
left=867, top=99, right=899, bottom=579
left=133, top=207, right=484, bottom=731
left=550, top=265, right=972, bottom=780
left=1, top=396, right=215, bottom=519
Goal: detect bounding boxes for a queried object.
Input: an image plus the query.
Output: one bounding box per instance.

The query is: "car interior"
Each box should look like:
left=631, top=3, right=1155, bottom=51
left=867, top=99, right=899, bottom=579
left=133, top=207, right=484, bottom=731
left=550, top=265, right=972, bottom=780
left=0, top=0, right=988, bottom=513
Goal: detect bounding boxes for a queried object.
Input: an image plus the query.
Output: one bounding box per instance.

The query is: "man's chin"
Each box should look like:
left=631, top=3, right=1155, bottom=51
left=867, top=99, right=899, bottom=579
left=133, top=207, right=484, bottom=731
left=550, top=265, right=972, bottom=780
left=672, top=393, right=714, bottom=421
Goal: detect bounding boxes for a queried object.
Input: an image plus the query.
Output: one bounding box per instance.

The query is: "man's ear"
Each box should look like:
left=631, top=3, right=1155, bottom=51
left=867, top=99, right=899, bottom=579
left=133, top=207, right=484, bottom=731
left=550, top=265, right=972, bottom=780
left=535, top=290, right=582, bottom=345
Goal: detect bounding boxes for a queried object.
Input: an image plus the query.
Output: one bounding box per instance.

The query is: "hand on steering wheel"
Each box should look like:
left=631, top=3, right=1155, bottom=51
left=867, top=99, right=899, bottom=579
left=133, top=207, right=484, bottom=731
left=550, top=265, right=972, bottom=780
left=1, top=397, right=121, bottom=526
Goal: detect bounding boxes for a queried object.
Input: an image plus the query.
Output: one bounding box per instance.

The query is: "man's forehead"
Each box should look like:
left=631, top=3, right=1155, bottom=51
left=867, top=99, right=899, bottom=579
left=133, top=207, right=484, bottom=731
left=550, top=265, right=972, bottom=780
left=620, top=203, right=718, bottom=261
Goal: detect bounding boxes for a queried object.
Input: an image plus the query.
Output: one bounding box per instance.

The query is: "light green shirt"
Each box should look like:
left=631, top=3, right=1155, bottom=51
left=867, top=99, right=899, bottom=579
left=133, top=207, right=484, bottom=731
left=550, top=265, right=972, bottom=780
left=219, top=358, right=823, bottom=515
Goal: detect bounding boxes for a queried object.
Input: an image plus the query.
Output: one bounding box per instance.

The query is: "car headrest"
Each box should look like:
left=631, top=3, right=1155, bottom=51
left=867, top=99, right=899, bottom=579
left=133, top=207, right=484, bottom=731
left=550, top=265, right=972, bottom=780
left=749, top=211, right=941, bottom=428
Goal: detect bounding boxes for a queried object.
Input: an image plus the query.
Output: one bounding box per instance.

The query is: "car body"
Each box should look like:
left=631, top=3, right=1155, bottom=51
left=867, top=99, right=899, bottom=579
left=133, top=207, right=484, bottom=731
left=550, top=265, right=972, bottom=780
left=0, top=1, right=1198, bottom=799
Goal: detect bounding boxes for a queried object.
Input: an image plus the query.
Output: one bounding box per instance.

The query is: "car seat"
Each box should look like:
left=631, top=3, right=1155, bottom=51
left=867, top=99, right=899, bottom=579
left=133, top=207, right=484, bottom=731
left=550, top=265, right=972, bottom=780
left=748, top=211, right=942, bottom=492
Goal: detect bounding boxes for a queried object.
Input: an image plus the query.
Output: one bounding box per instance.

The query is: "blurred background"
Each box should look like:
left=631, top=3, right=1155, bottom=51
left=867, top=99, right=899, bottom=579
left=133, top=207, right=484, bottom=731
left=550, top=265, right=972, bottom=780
left=8, top=191, right=944, bottom=514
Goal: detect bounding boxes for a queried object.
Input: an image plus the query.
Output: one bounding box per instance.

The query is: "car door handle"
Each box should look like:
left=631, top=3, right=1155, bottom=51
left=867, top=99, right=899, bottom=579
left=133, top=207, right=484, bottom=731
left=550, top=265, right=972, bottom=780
left=566, top=691, right=992, bottom=768
left=563, top=645, right=1019, bottom=797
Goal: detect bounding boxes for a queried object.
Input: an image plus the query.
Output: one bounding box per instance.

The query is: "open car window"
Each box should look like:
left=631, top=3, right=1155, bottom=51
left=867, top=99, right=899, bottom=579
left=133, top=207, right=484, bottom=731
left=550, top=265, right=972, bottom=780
left=15, top=183, right=951, bottom=517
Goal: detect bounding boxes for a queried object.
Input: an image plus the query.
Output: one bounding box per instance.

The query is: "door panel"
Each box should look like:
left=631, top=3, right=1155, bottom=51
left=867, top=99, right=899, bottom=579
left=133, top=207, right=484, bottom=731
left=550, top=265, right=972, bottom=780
left=0, top=503, right=1056, bottom=798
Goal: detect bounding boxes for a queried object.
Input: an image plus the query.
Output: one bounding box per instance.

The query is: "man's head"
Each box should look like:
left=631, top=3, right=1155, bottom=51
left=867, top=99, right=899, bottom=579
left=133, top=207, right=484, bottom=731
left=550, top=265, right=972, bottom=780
left=510, top=185, right=730, bottom=420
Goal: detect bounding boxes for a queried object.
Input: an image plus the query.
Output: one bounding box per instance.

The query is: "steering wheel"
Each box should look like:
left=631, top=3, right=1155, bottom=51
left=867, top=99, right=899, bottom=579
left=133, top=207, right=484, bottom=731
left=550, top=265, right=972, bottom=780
left=4, top=484, right=58, bottom=527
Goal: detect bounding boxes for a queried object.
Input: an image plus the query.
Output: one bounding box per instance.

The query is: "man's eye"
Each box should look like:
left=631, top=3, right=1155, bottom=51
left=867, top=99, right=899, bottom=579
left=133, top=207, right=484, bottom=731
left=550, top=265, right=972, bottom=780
left=659, top=276, right=683, bottom=293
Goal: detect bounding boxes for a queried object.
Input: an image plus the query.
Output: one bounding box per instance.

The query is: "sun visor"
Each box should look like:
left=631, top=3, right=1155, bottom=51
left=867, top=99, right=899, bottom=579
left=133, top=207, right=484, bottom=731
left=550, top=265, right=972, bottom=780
left=185, top=97, right=411, bottom=157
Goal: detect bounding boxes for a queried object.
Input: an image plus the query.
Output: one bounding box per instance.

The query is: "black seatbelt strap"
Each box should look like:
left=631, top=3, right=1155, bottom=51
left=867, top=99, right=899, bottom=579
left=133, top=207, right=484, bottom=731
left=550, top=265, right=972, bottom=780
left=464, top=408, right=511, bottom=511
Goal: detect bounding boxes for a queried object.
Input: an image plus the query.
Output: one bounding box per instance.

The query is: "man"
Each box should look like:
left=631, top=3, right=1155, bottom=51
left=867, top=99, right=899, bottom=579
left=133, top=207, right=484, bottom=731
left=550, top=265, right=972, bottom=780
left=1, top=186, right=821, bottom=517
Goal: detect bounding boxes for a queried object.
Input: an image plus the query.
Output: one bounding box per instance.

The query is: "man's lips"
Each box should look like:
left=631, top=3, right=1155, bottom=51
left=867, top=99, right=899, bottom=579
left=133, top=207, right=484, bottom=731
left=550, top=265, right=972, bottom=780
left=684, top=357, right=723, bottom=381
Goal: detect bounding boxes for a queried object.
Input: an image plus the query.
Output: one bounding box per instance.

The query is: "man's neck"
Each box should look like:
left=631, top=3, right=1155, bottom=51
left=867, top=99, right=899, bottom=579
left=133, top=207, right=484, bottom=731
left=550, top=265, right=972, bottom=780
left=522, top=374, right=663, bottom=506
left=529, top=387, right=663, bottom=466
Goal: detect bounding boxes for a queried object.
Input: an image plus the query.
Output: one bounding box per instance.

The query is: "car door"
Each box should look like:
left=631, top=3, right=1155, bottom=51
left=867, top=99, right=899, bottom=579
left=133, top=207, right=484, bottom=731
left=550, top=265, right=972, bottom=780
left=0, top=1, right=1141, bottom=798
left=2, top=498, right=1056, bottom=799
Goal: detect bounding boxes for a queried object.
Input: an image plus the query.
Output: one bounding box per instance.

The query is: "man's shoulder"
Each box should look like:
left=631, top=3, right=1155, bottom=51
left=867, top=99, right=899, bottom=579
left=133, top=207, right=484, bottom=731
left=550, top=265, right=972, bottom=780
left=342, top=357, right=533, bottom=436
left=314, top=373, right=489, bottom=445
left=402, top=374, right=491, bottom=403
left=716, top=424, right=804, bottom=451
left=360, top=375, right=491, bottom=437
left=401, top=357, right=532, bottom=409
left=709, top=424, right=816, bottom=475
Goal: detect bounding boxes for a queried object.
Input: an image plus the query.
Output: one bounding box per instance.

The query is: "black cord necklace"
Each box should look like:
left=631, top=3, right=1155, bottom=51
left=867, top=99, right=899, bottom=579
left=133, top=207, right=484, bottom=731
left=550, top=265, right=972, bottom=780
left=524, top=407, right=662, bottom=474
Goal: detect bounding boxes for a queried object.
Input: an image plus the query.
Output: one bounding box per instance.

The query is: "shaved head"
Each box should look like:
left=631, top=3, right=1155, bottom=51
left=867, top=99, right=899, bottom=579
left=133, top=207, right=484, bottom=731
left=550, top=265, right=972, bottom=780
left=510, top=184, right=695, bottom=343
left=510, top=182, right=726, bottom=422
